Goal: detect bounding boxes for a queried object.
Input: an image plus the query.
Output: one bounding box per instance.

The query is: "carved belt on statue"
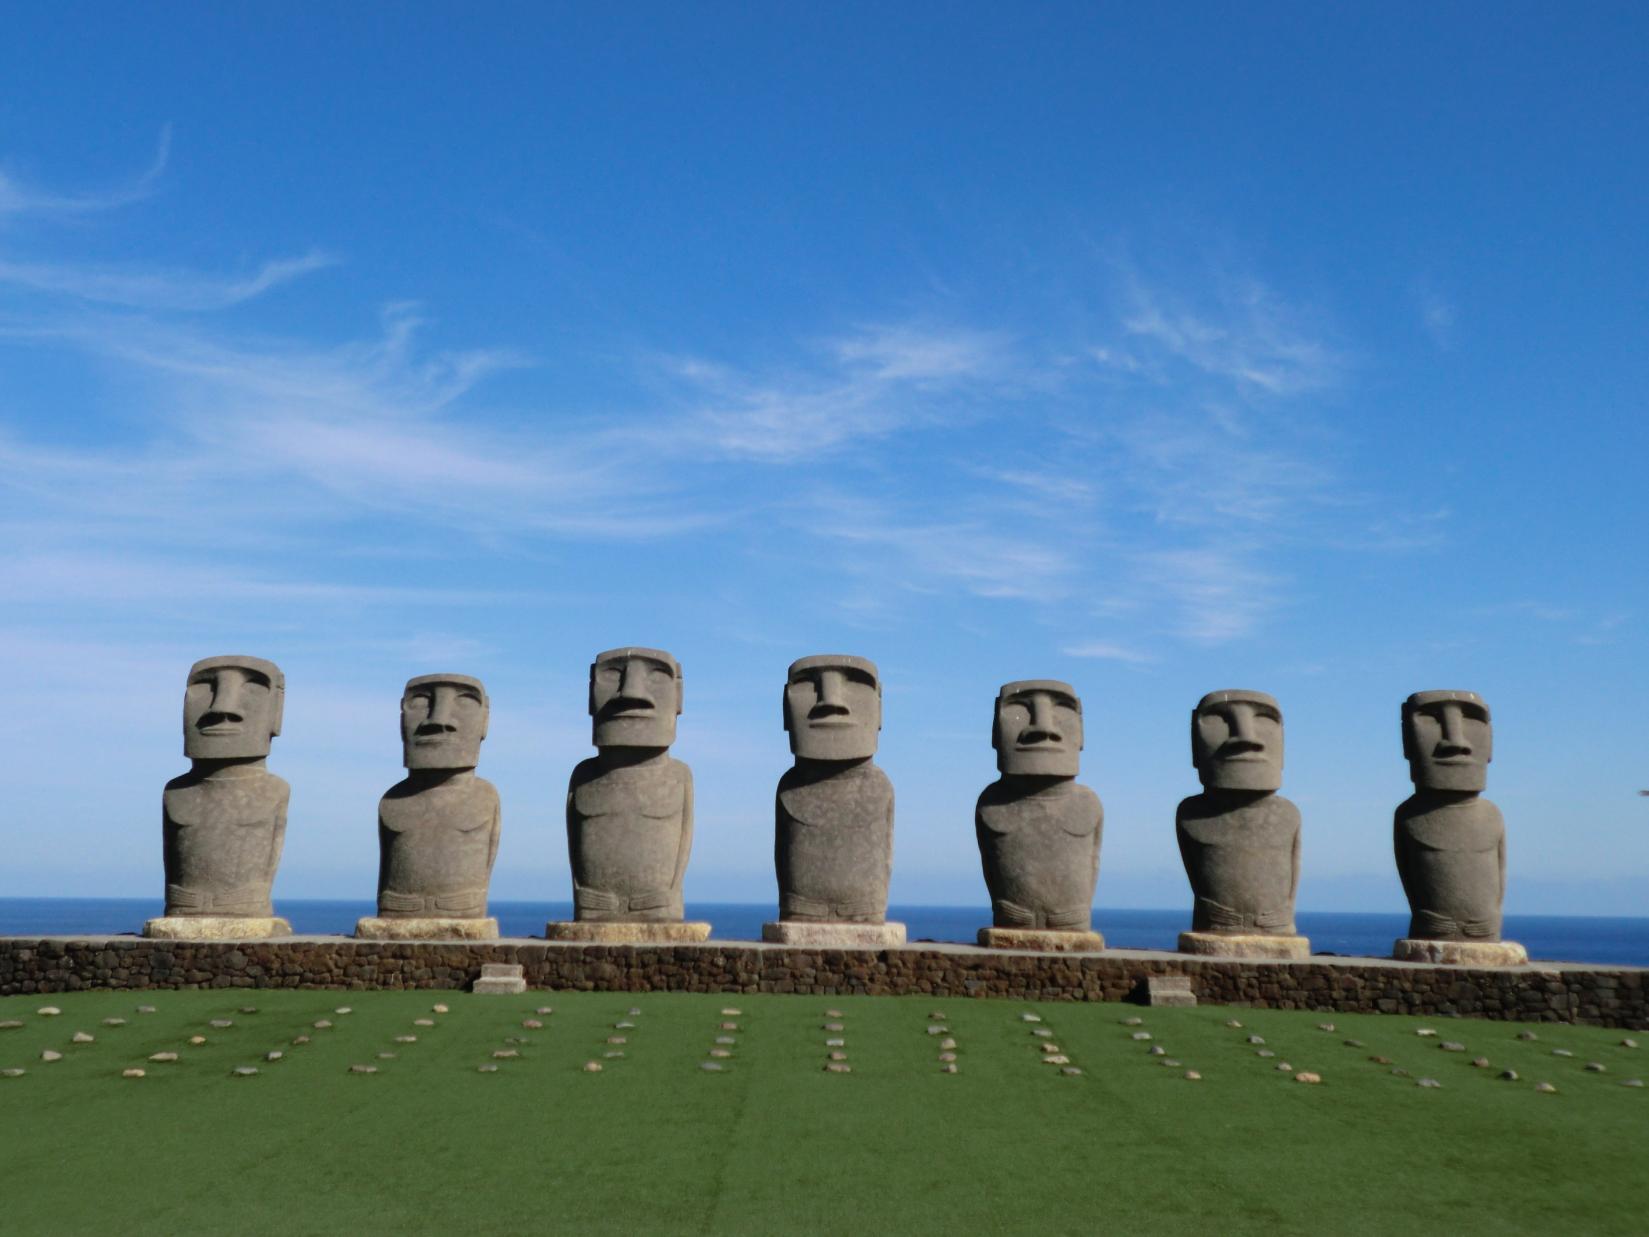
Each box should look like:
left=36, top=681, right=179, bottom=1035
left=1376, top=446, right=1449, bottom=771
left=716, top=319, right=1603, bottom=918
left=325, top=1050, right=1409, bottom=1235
left=781, top=892, right=882, bottom=921
left=574, top=885, right=675, bottom=914
left=1198, top=898, right=1293, bottom=933
left=994, top=899, right=1090, bottom=931
left=1413, top=909, right=1496, bottom=939
left=378, top=888, right=487, bottom=917
left=165, top=884, right=267, bottom=915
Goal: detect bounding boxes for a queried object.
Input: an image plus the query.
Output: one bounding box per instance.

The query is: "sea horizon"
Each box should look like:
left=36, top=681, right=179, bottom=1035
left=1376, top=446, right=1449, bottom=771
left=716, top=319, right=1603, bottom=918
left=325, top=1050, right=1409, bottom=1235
left=2, top=897, right=1645, bottom=967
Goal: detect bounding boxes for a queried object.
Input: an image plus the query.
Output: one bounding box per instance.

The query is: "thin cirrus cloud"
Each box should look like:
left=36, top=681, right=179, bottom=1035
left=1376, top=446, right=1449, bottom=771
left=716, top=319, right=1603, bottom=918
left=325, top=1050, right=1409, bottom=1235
left=0, top=249, right=336, bottom=311
left=0, top=125, right=171, bottom=219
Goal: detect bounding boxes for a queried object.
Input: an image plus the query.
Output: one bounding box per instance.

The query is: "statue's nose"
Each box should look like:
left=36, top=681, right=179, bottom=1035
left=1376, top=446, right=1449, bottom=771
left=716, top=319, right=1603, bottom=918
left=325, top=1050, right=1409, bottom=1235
left=811, top=668, right=850, bottom=717
left=208, top=670, right=248, bottom=722
left=1435, top=703, right=1473, bottom=757
left=1223, top=704, right=1264, bottom=753
left=1022, top=693, right=1063, bottom=744
left=617, top=657, right=656, bottom=707
left=424, top=687, right=459, bottom=732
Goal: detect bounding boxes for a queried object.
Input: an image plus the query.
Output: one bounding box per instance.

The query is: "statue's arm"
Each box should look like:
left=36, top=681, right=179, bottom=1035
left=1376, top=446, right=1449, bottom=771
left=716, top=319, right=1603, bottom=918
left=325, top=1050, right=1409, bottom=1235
left=1497, top=820, right=1506, bottom=908
left=161, top=799, right=179, bottom=889
left=1392, top=809, right=1411, bottom=897
left=1091, top=794, right=1105, bottom=887
left=1289, top=813, right=1301, bottom=906
left=376, top=813, right=394, bottom=899
left=268, top=784, right=290, bottom=881
left=673, top=766, right=694, bottom=892
left=975, top=800, right=1001, bottom=905
left=486, top=792, right=501, bottom=873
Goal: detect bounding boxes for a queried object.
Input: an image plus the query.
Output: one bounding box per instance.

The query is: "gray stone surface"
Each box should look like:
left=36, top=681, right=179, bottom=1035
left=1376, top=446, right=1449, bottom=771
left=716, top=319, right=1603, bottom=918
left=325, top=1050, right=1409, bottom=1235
left=976, top=680, right=1103, bottom=936
left=771, top=655, right=895, bottom=927
left=1176, top=690, right=1303, bottom=942
left=1394, top=691, right=1516, bottom=950
left=1144, top=975, right=1197, bottom=1006
left=367, top=675, right=500, bottom=932
left=160, top=655, right=289, bottom=923
left=563, top=648, right=695, bottom=925
left=472, top=962, right=526, bottom=994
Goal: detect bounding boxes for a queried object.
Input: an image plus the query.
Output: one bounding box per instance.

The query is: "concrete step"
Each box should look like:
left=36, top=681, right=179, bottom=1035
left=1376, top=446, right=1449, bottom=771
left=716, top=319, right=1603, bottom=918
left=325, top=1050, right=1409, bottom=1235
left=1144, top=975, right=1197, bottom=1007
left=474, top=962, right=526, bottom=994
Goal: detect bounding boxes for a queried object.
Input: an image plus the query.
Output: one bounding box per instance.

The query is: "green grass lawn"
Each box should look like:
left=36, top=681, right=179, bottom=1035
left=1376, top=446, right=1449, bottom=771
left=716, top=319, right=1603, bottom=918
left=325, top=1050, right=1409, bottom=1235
left=1, top=989, right=1644, bottom=1236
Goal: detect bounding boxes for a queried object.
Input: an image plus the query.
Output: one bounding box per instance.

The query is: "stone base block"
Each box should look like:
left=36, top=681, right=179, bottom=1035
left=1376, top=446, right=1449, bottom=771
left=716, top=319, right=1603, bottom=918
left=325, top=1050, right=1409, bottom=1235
left=1178, top=931, right=1311, bottom=960
left=543, top=921, right=712, bottom=943
left=761, top=921, right=907, bottom=948
left=977, top=928, right=1105, bottom=952
left=473, top=963, right=527, bottom=995
left=354, top=917, right=499, bottom=941
left=143, top=916, right=291, bottom=941
left=1392, top=938, right=1528, bottom=966
left=1144, top=975, right=1198, bottom=1006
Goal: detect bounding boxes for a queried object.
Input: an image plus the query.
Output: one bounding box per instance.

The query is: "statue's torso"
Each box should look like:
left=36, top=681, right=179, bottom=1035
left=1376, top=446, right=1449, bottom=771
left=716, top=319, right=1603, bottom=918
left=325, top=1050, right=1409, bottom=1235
left=567, top=757, right=691, bottom=919
left=976, top=779, right=1102, bottom=929
left=378, top=776, right=499, bottom=917
left=1176, top=792, right=1300, bottom=933
left=162, top=770, right=289, bottom=916
left=776, top=761, right=894, bottom=922
left=1395, top=794, right=1505, bottom=939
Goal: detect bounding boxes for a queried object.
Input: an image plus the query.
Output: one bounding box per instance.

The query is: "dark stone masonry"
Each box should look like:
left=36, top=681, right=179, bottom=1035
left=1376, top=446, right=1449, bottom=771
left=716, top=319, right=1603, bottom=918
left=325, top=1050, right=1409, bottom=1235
left=1, top=936, right=1643, bottom=1030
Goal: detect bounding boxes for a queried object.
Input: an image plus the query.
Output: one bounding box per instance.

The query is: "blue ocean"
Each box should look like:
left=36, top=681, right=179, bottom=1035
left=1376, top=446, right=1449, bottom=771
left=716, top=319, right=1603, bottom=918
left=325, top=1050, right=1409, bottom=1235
left=1, top=899, right=1645, bottom=966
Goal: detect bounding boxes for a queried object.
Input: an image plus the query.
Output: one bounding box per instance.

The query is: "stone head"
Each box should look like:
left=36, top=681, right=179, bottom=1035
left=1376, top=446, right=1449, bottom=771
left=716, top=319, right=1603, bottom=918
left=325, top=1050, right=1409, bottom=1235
left=784, top=654, right=881, bottom=761
left=589, top=647, right=681, bottom=748
left=183, top=654, right=285, bottom=760
left=1191, top=689, right=1284, bottom=792
left=993, top=679, right=1083, bottom=777
left=1403, top=690, right=1492, bottom=793
left=401, top=673, right=488, bottom=770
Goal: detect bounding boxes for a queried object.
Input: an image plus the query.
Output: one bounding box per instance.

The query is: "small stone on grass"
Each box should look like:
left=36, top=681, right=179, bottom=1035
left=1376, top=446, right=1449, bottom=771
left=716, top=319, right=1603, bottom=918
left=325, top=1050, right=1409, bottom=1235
left=1585, top=1062, right=1607, bottom=1073
left=1275, top=1062, right=1293, bottom=1072
left=825, top=1037, right=845, bottom=1047
left=122, top=1068, right=145, bottom=1079
left=189, top=1036, right=207, bottom=1046
left=334, top=1007, right=353, bottom=1015
left=137, top=1006, right=157, bottom=1015
left=1316, top=1023, right=1335, bottom=1033
left=1163, top=1058, right=1182, bottom=1067
left=1256, top=1050, right=1276, bottom=1059
left=824, top=1062, right=851, bottom=1073
left=1121, top=1016, right=1144, bottom=1026
left=523, top=1019, right=543, bottom=1030
left=1417, top=1078, right=1441, bottom=1089
left=265, top=1051, right=283, bottom=1062
left=1621, top=1079, right=1644, bottom=1088
left=103, top=1018, right=126, bottom=1027
left=291, top=1035, right=311, bottom=1046
left=1620, top=1038, right=1638, bottom=1049
left=940, top=1063, right=958, bottom=1074
left=1020, top=1013, right=1042, bottom=1023
left=1132, top=1031, right=1153, bottom=1041
left=1043, top=1054, right=1070, bottom=1065
left=1499, top=1069, right=1520, bottom=1081
left=1552, top=1049, right=1574, bottom=1058
left=720, top=1007, right=741, bottom=1017
left=71, top=1032, right=94, bottom=1044
left=1343, top=1039, right=1365, bottom=1048
left=1440, top=1042, right=1466, bottom=1052
left=1415, top=1028, right=1437, bottom=1038
left=0, top=1069, right=24, bottom=1078
left=313, top=1020, right=332, bottom=1030
left=0, top=1021, right=22, bottom=1031
left=1247, top=1035, right=1265, bottom=1045
left=1061, top=1066, right=1083, bottom=1076
left=37, top=1007, right=61, bottom=1017
left=1295, top=1072, right=1322, bottom=1084
left=349, top=1064, right=377, bottom=1075
left=1534, top=1081, right=1557, bottom=1094
left=149, top=1052, right=178, bottom=1063
left=1183, top=1070, right=1202, bottom=1081
left=708, top=1048, right=732, bottom=1058
left=432, top=1004, right=450, bottom=1014
left=395, top=1035, right=417, bottom=1044
left=1472, top=1057, right=1491, bottom=1068
left=1517, top=1030, right=1538, bottom=1041
left=39, top=1051, right=62, bottom=1063
left=1225, top=1019, right=1243, bottom=1028
left=477, top=1064, right=499, bottom=1073
left=232, top=1067, right=259, bottom=1077
left=414, top=1018, right=435, bottom=1027
left=699, top=1062, right=725, bottom=1072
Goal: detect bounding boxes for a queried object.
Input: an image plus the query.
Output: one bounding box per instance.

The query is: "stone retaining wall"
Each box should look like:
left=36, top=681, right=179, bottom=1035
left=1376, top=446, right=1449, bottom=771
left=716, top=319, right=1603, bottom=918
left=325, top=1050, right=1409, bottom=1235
left=1, top=937, right=1643, bottom=1029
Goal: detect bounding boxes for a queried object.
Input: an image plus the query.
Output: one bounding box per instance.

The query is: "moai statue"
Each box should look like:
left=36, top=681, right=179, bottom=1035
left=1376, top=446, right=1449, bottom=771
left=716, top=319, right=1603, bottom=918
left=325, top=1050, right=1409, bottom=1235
left=355, top=674, right=501, bottom=940
left=1175, top=690, right=1310, bottom=958
left=545, top=648, right=710, bottom=942
left=1391, top=691, right=1526, bottom=964
left=144, top=655, right=292, bottom=939
left=975, top=680, right=1105, bottom=951
left=762, top=654, right=906, bottom=947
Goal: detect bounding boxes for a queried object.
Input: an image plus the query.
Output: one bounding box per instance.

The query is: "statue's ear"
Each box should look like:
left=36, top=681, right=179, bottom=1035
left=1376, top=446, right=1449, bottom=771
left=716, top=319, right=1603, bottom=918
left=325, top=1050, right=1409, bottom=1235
left=1400, top=703, right=1415, bottom=763
left=270, top=682, right=285, bottom=738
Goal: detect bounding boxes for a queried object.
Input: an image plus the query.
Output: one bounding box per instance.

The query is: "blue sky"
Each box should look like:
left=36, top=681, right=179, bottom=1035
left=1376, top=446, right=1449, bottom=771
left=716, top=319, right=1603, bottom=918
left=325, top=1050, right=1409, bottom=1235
left=2, top=6, right=1645, bottom=914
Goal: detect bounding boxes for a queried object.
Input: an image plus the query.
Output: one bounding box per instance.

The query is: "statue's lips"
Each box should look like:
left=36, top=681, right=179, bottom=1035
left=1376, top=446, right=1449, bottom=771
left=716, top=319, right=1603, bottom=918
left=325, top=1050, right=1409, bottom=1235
left=1216, top=754, right=1269, bottom=761
left=195, top=724, right=243, bottom=736
left=1428, top=757, right=1477, bottom=765
left=807, top=719, right=857, bottom=728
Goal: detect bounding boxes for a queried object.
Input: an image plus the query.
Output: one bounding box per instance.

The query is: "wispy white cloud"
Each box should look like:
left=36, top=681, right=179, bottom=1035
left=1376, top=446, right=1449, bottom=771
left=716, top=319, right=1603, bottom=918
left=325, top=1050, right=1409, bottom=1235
left=665, top=322, right=1014, bottom=461
left=1135, top=547, right=1280, bottom=644
left=1061, top=640, right=1154, bottom=664
left=1095, top=270, right=1345, bottom=398
left=0, top=125, right=172, bottom=219
left=0, top=249, right=335, bottom=310
left=1416, top=281, right=1457, bottom=350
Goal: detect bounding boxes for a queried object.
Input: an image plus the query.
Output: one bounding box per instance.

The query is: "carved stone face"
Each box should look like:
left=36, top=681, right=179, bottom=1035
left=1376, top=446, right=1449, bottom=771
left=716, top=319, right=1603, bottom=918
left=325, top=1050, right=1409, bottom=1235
left=1403, top=690, right=1491, bottom=792
left=183, top=655, right=284, bottom=760
left=994, top=679, right=1083, bottom=776
left=402, top=674, right=488, bottom=770
left=1192, top=689, right=1283, bottom=792
left=784, top=654, right=881, bottom=760
left=589, top=647, right=681, bottom=748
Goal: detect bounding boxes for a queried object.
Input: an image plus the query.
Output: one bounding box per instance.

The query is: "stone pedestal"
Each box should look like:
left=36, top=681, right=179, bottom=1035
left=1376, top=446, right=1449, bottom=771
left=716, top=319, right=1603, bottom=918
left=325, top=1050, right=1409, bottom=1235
left=977, top=927, right=1105, bottom=952
left=761, top=921, right=906, bottom=947
left=143, top=916, right=291, bottom=940
left=544, top=921, right=711, bottom=943
left=1144, top=975, right=1198, bottom=1006
left=472, top=963, right=526, bottom=994
left=1178, top=930, right=1310, bottom=960
left=354, top=916, right=499, bottom=941
left=1392, top=938, right=1528, bottom=966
